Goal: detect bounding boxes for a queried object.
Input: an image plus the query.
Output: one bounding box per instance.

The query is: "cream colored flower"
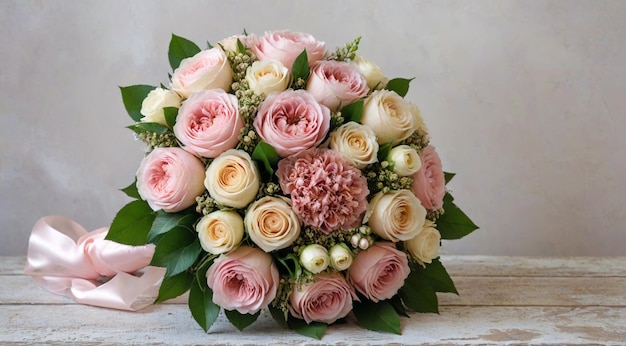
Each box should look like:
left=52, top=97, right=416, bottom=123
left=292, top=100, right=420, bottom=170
left=365, top=189, right=426, bottom=242
left=204, top=149, right=260, bottom=209
left=328, top=122, right=379, bottom=169
left=196, top=210, right=244, bottom=254
left=352, top=55, right=388, bottom=90
left=245, top=196, right=300, bottom=252
left=388, top=145, right=421, bottom=176
left=405, top=220, right=441, bottom=266
left=300, top=244, right=330, bottom=274
left=329, top=243, right=353, bottom=271
left=409, top=102, right=429, bottom=136
left=170, top=48, right=233, bottom=97
left=245, top=60, right=290, bottom=96
left=140, top=88, right=181, bottom=125
left=361, top=90, right=414, bottom=145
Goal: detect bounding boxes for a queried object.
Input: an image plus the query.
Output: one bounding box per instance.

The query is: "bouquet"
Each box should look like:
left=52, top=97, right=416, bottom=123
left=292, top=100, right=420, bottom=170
left=103, top=30, right=477, bottom=338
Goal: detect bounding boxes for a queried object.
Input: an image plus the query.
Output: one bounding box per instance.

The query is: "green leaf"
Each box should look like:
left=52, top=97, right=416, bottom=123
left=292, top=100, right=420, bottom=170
left=292, top=49, right=310, bottom=81
left=276, top=252, right=302, bottom=280
left=268, top=305, right=288, bottom=329
left=385, top=78, right=414, bottom=98
left=288, top=316, right=327, bottom=340
left=189, top=275, right=220, bottom=333
left=388, top=295, right=410, bottom=318
left=195, top=254, right=217, bottom=287
left=127, top=122, right=169, bottom=135
left=444, top=171, right=456, bottom=185
left=120, top=85, right=155, bottom=122
left=120, top=179, right=140, bottom=200
left=353, top=300, right=401, bottom=335
left=399, top=271, right=439, bottom=313
left=235, top=38, right=247, bottom=54
left=225, top=309, right=260, bottom=331
left=378, top=142, right=393, bottom=162
left=105, top=200, right=155, bottom=245
left=251, top=141, right=280, bottom=176
left=151, top=227, right=202, bottom=277
left=168, top=34, right=201, bottom=70
left=437, top=195, right=479, bottom=240
left=147, top=210, right=198, bottom=243
left=421, top=259, right=458, bottom=294
left=342, top=100, right=364, bottom=123
left=155, top=271, right=194, bottom=303
left=163, top=107, right=179, bottom=129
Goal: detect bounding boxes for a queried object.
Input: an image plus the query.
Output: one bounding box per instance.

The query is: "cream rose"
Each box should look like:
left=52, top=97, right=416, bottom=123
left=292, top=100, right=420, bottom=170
left=140, top=87, right=182, bottom=125
left=360, top=90, right=414, bottom=145
left=196, top=210, right=244, bottom=255
left=409, top=102, right=428, bottom=136
left=245, top=60, right=290, bottom=96
left=170, top=48, right=233, bottom=97
left=388, top=145, right=421, bottom=176
left=245, top=196, right=300, bottom=252
left=328, top=122, right=378, bottom=169
left=204, top=149, right=260, bottom=209
left=300, top=244, right=330, bottom=274
left=405, top=220, right=441, bottom=266
left=329, top=243, right=353, bottom=271
left=217, top=34, right=258, bottom=52
left=365, top=189, right=427, bottom=242
left=352, top=55, right=388, bottom=90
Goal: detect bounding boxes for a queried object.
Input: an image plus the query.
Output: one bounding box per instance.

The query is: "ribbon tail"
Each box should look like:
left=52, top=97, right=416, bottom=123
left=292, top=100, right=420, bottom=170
left=69, top=266, right=167, bottom=311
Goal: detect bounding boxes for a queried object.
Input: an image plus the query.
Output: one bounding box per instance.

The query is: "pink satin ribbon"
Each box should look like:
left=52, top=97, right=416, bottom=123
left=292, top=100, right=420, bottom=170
left=24, top=216, right=166, bottom=311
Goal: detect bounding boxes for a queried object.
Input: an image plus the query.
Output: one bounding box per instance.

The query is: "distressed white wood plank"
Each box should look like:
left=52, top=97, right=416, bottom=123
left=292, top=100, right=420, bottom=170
left=441, top=255, right=626, bottom=277
left=7, top=256, right=626, bottom=277
left=1, top=305, right=625, bottom=345
left=5, top=274, right=626, bottom=307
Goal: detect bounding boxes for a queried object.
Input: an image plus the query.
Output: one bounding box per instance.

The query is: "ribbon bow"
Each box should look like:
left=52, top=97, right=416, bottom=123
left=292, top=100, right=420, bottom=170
left=24, top=216, right=166, bottom=311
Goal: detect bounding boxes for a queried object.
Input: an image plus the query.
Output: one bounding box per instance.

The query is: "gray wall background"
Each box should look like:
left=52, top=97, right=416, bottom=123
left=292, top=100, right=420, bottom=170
left=2, top=1, right=625, bottom=256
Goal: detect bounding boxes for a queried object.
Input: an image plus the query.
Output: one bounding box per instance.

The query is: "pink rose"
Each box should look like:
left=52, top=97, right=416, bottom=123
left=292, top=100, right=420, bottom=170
left=136, top=147, right=206, bottom=212
left=252, top=30, right=325, bottom=70
left=173, top=89, right=244, bottom=158
left=170, top=48, right=233, bottom=97
left=412, top=145, right=445, bottom=211
left=347, top=242, right=410, bottom=302
left=206, top=246, right=279, bottom=314
left=254, top=90, right=330, bottom=157
left=306, top=60, right=369, bottom=111
left=289, top=272, right=356, bottom=324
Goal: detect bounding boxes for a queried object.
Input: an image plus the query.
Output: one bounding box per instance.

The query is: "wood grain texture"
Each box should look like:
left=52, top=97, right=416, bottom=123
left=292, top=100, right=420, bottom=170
left=2, top=256, right=626, bottom=345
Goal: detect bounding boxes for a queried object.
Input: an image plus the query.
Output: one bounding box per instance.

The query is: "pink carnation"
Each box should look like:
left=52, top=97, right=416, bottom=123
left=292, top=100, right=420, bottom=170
left=412, top=145, right=445, bottom=211
left=276, top=148, right=369, bottom=234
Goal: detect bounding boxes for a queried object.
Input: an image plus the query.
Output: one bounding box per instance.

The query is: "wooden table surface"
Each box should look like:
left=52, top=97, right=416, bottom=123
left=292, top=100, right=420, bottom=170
left=1, top=255, right=625, bottom=345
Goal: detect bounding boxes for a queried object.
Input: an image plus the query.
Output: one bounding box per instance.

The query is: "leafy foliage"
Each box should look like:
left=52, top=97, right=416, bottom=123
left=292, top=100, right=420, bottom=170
left=150, top=227, right=202, bottom=277
left=292, top=49, right=310, bottom=81
left=251, top=141, right=280, bottom=176
left=120, top=85, right=155, bottom=122
left=105, top=200, right=155, bottom=245
left=385, top=78, right=414, bottom=98
left=353, top=300, right=401, bottom=335
left=437, top=193, right=479, bottom=239
left=155, top=271, right=194, bottom=303
left=342, top=100, right=364, bottom=123
left=168, top=34, right=201, bottom=71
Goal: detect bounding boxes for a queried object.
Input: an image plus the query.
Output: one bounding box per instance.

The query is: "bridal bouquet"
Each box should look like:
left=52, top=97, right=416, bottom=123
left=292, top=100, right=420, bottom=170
left=106, top=30, right=477, bottom=338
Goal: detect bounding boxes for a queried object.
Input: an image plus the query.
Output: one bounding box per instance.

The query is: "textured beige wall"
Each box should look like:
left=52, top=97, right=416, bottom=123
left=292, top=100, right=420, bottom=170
left=1, top=0, right=625, bottom=256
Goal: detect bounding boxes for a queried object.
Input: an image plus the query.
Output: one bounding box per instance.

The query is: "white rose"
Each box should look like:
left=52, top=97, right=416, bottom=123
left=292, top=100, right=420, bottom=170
left=196, top=210, right=244, bottom=254
left=329, top=243, right=353, bottom=271
left=245, top=196, right=301, bottom=252
left=328, top=122, right=379, bottom=169
left=361, top=90, right=414, bottom=145
left=245, top=60, right=290, bottom=96
left=388, top=145, right=421, bottom=176
left=405, top=220, right=441, bottom=266
left=352, top=55, right=388, bottom=90
left=365, top=189, right=426, bottom=242
left=409, top=102, right=429, bottom=136
left=204, top=149, right=260, bottom=209
left=140, top=88, right=182, bottom=125
left=170, top=48, right=233, bottom=97
left=217, top=34, right=258, bottom=52
left=300, top=244, right=330, bottom=274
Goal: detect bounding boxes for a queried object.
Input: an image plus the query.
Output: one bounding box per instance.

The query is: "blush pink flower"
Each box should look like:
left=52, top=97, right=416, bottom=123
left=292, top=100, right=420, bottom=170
left=173, top=89, right=244, bottom=158
left=254, top=90, right=331, bottom=157
left=289, top=272, right=356, bottom=324
left=306, top=60, right=369, bottom=111
left=136, top=147, right=206, bottom=212
left=206, top=246, right=279, bottom=315
left=412, top=145, right=445, bottom=211
left=276, top=148, right=369, bottom=234
left=252, top=30, right=325, bottom=70
left=347, top=242, right=410, bottom=302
